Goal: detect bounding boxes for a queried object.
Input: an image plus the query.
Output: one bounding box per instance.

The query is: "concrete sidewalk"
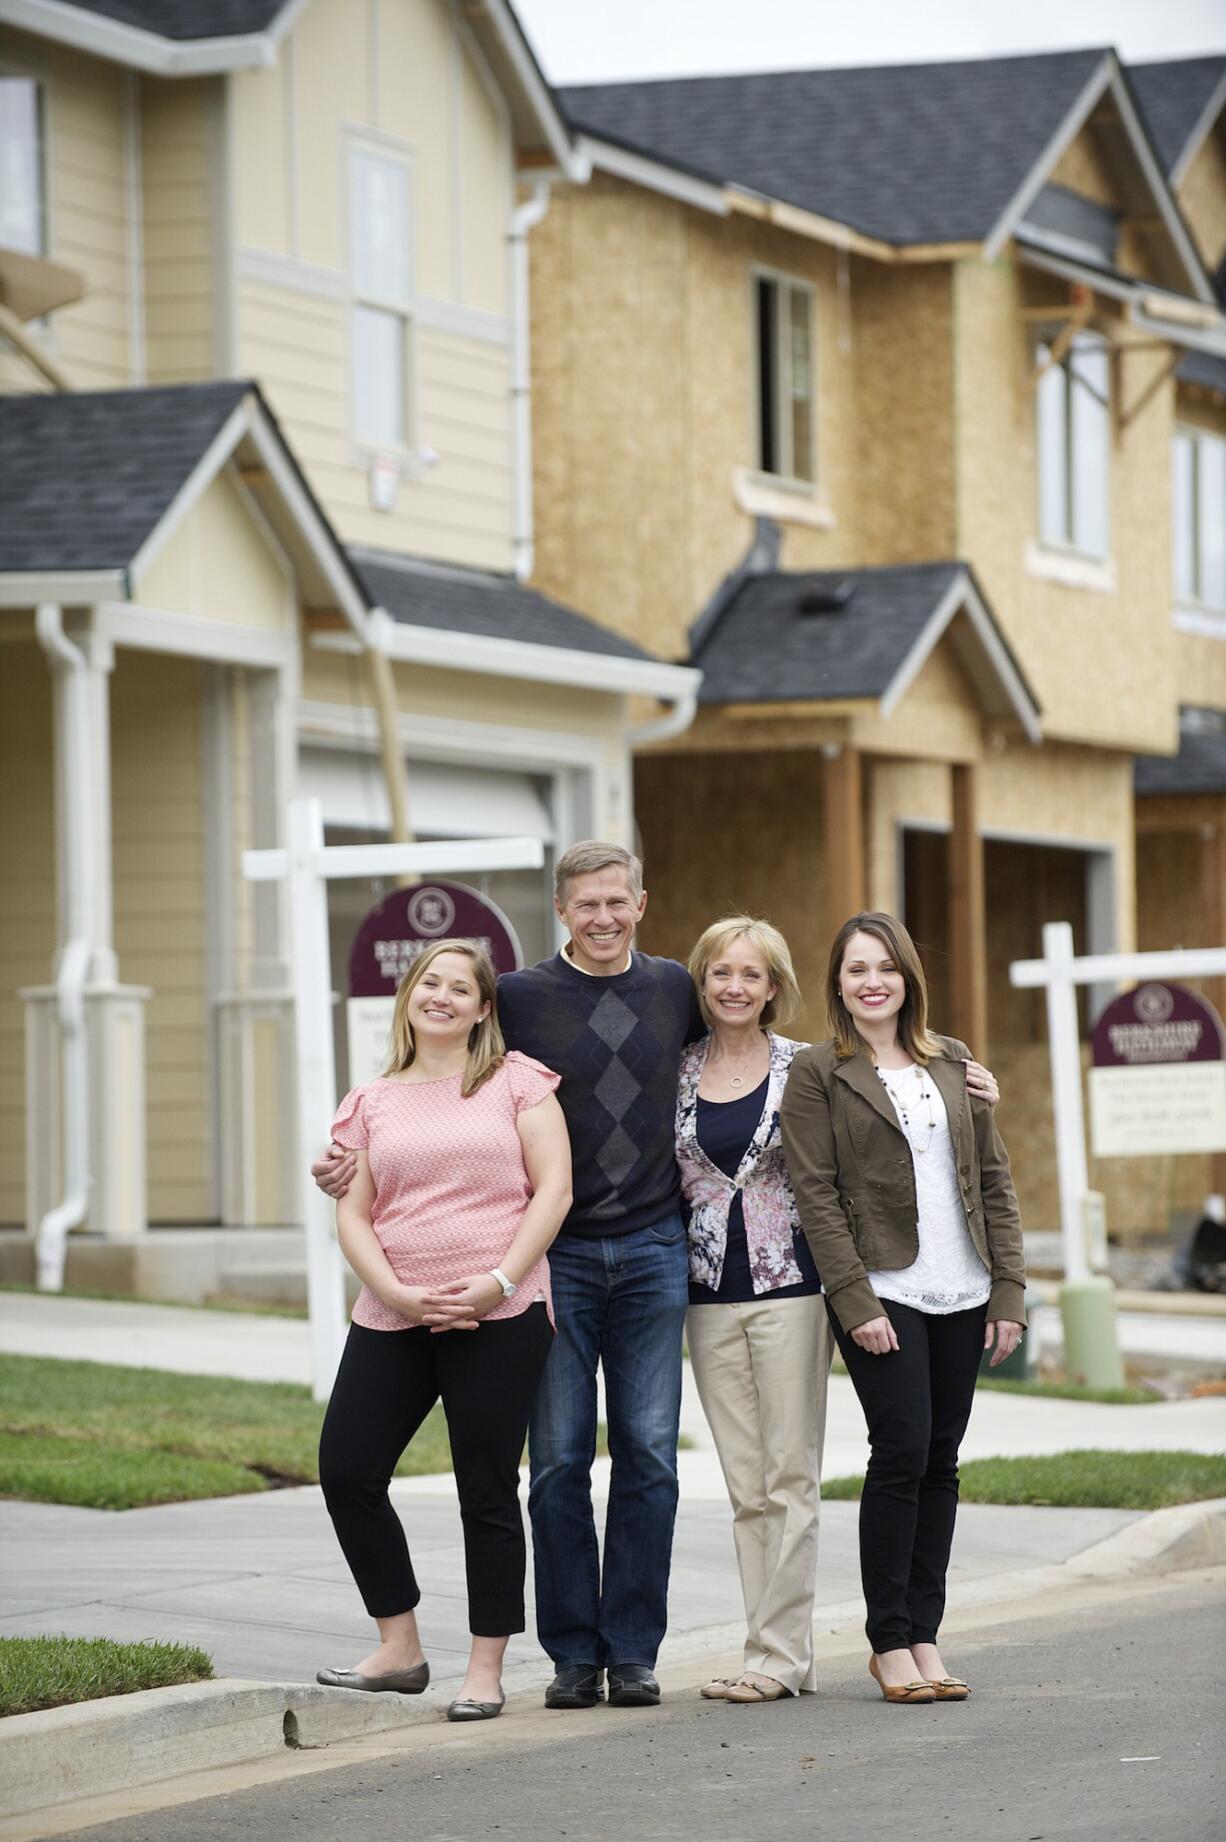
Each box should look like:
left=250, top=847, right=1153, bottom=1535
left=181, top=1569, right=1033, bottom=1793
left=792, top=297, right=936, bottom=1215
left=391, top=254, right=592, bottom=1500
left=2, top=1291, right=1224, bottom=1692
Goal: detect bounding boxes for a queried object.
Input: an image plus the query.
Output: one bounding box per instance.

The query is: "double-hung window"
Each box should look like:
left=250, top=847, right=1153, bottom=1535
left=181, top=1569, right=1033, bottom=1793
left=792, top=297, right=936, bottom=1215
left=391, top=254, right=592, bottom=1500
left=1173, top=427, right=1226, bottom=612
left=0, top=74, right=45, bottom=256
left=349, top=145, right=411, bottom=450
left=1035, top=331, right=1110, bottom=557
left=754, top=272, right=815, bottom=485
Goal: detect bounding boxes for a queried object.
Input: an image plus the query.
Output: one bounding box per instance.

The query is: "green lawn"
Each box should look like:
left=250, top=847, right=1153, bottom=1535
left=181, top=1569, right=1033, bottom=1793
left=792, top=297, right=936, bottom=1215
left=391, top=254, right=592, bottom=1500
left=0, top=1636, right=213, bottom=1719
left=974, top=1375, right=1155, bottom=1406
left=0, top=1353, right=453, bottom=1510
left=822, top=1448, right=1226, bottom=1511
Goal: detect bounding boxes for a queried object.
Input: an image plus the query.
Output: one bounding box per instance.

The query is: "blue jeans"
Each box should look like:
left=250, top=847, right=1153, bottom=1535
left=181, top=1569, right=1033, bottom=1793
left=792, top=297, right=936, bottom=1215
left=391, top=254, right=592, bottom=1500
left=528, top=1216, right=689, bottom=1669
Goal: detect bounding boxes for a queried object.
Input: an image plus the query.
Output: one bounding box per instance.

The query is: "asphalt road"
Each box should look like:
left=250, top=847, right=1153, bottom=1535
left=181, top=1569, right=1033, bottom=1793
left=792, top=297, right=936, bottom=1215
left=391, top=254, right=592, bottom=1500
left=50, top=1572, right=1224, bottom=1842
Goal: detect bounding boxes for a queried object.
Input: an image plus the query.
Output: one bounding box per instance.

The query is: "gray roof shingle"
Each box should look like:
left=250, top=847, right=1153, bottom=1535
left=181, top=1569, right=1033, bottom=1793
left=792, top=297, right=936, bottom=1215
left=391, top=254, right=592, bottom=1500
left=1178, top=351, right=1226, bottom=394
left=0, top=380, right=254, bottom=573
left=1131, top=55, right=1226, bottom=176
left=1135, top=711, right=1226, bottom=796
left=46, top=1, right=289, bottom=38
left=561, top=49, right=1108, bottom=246
left=352, top=550, right=660, bottom=664
left=693, top=561, right=968, bottom=704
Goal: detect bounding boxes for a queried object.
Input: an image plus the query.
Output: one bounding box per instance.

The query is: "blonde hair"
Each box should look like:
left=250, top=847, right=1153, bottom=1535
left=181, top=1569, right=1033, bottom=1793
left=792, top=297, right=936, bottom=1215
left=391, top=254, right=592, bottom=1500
left=826, top=911, right=941, bottom=1064
left=687, top=915, right=803, bottom=1032
left=382, top=939, right=505, bottom=1097
left=554, top=839, right=643, bottom=905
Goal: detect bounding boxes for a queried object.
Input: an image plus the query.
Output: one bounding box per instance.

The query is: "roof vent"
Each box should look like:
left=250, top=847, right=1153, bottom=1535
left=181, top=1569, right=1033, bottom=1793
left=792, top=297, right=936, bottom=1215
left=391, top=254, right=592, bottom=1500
left=797, top=580, right=854, bottom=616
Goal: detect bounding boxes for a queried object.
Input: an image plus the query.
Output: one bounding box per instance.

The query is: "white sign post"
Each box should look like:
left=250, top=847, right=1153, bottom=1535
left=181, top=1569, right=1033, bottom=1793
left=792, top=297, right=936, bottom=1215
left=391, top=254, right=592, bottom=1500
left=244, top=799, right=545, bottom=1400
left=1010, top=925, right=1226, bottom=1281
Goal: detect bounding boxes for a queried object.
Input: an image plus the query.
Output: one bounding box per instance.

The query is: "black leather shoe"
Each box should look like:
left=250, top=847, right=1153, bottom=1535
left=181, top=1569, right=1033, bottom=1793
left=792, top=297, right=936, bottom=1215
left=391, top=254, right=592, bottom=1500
left=607, top=1664, right=660, bottom=1707
left=544, top=1665, right=605, bottom=1708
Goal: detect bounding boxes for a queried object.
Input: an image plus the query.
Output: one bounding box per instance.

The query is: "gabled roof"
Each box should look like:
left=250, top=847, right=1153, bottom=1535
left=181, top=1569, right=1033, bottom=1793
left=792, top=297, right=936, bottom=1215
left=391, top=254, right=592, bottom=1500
left=0, top=378, right=369, bottom=625
left=690, top=561, right=1041, bottom=740
left=1132, top=55, right=1226, bottom=181
left=0, top=380, right=253, bottom=572
left=352, top=549, right=658, bottom=665
left=0, top=0, right=579, bottom=168
left=562, top=50, right=1108, bottom=247
left=1135, top=709, right=1226, bottom=796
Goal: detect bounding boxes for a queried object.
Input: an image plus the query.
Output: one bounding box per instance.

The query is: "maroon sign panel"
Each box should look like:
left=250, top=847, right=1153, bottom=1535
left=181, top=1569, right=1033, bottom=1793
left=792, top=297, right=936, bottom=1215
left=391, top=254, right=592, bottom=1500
left=347, top=881, right=524, bottom=997
left=1090, top=982, right=1225, bottom=1068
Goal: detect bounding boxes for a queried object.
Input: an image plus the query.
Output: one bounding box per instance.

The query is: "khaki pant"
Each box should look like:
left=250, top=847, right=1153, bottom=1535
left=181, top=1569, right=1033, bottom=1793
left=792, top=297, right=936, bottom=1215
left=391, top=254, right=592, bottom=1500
left=687, top=1293, right=831, bottom=1693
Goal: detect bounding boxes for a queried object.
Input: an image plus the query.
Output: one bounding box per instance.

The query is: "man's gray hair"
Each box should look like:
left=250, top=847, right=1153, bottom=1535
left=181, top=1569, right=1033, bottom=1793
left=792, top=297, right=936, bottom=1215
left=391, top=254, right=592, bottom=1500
left=554, top=840, right=644, bottom=905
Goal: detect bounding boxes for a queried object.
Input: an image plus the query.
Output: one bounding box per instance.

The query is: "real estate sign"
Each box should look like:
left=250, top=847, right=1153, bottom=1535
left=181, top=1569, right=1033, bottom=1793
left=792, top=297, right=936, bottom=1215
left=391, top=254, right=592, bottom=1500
left=1089, top=981, right=1226, bottom=1157
left=346, top=881, right=524, bottom=1084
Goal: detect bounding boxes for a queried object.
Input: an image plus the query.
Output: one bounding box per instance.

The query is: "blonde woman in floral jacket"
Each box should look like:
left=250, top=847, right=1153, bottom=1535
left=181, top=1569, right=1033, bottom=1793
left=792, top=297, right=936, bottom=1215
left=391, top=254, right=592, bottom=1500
left=676, top=916, right=827, bottom=1704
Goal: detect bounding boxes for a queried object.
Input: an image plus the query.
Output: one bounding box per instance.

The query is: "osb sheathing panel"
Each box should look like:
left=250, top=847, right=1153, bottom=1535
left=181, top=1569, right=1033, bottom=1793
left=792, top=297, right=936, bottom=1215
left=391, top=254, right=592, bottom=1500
left=1048, top=120, right=1118, bottom=207
left=1175, top=630, right=1226, bottom=711
left=953, top=258, right=1178, bottom=753
left=634, top=750, right=833, bottom=1037
left=529, top=176, right=872, bottom=660
left=848, top=261, right=957, bottom=562
left=850, top=635, right=982, bottom=762
left=1177, top=128, right=1226, bottom=272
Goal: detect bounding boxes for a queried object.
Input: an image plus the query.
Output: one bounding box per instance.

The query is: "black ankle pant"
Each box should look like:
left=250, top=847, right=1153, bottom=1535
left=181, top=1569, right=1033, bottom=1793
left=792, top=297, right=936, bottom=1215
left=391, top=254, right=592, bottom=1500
left=827, top=1297, right=987, bottom=1653
left=319, top=1308, right=553, bottom=1636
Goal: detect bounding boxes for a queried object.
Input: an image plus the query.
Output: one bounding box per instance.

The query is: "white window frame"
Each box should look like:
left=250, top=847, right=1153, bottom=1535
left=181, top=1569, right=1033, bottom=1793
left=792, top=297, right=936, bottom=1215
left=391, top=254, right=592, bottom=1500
left=749, top=265, right=817, bottom=489
left=344, top=132, right=417, bottom=462
left=0, top=67, right=47, bottom=259
left=1172, top=423, right=1226, bottom=620
left=1034, top=330, right=1111, bottom=562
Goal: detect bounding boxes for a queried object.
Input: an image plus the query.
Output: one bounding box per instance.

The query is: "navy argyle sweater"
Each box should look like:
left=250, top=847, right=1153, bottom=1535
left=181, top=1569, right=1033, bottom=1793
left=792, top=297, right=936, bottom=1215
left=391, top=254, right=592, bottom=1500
left=497, top=951, right=703, bottom=1239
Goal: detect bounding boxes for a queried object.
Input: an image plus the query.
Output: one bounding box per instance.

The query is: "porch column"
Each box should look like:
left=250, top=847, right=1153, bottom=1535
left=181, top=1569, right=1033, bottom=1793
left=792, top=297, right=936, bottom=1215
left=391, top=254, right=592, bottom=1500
left=949, top=761, right=989, bottom=1054
left=821, top=743, right=866, bottom=950
left=1203, top=806, right=1226, bottom=1194
left=217, top=667, right=298, bottom=1225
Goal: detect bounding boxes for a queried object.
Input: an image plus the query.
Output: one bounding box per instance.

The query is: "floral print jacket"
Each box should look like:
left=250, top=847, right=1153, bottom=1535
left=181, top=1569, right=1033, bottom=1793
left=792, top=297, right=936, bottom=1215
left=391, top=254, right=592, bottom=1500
left=675, top=1032, right=810, bottom=1295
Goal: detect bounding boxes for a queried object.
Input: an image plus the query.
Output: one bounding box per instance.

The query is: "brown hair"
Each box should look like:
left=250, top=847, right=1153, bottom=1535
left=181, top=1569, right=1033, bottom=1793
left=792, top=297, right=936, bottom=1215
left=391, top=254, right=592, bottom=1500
left=382, top=939, right=505, bottom=1096
left=687, top=915, right=803, bottom=1031
left=826, top=912, right=941, bottom=1064
left=554, top=839, right=643, bottom=906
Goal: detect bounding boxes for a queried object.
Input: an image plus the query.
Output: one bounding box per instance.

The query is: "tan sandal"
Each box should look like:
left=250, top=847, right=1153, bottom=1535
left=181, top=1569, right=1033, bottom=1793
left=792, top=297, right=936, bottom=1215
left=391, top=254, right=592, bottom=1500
left=926, top=1676, right=970, bottom=1701
left=700, top=1678, right=740, bottom=1700
left=869, top=1655, right=935, bottom=1704
left=726, top=1675, right=792, bottom=1703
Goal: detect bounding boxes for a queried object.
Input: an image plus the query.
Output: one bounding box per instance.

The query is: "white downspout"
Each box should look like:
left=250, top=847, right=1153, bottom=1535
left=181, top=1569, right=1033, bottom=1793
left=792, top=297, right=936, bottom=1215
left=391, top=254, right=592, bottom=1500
left=509, top=180, right=552, bottom=582
left=627, top=688, right=700, bottom=748
left=35, top=604, right=94, bottom=1291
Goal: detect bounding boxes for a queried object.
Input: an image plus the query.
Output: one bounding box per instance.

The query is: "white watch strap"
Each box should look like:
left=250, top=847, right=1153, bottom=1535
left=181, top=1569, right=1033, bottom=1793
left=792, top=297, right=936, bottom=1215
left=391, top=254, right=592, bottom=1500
left=491, top=1267, right=517, bottom=1297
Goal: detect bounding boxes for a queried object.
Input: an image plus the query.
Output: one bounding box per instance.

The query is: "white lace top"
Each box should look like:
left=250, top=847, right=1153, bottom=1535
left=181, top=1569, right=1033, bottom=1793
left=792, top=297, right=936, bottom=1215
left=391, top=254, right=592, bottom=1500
left=866, top=1063, right=990, bottom=1315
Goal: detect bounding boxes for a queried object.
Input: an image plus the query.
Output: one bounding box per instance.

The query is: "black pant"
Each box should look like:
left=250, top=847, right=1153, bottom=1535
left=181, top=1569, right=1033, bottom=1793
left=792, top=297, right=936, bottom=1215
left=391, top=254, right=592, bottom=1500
left=828, top=1296, right=986, bottom=1652
left=319, top=1308, right=553, bottom=1636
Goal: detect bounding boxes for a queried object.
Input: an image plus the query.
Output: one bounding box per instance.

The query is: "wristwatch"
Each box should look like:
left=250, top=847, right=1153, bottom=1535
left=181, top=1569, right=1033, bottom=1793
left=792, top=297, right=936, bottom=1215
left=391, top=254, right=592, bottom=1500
left=490, top=1267, right=517, bottom=1298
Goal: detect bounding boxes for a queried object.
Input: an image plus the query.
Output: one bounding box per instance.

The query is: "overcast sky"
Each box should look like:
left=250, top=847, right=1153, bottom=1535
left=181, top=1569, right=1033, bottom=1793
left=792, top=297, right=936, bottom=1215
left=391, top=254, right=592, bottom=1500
left=515, top=0, right=1226, bottom=86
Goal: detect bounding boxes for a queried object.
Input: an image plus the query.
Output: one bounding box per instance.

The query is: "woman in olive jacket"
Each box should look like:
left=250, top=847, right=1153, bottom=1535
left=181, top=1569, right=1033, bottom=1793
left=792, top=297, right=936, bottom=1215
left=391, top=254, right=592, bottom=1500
left=781, top=912, right=1025, bottom=1706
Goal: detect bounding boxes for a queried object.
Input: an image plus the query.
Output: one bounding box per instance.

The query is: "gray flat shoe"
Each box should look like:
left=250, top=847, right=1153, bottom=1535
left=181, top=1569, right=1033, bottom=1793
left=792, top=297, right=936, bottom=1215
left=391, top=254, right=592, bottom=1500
left=446, top=1690, right=505, bottom=1722
left=316, top=1661, right=429, bottom=1694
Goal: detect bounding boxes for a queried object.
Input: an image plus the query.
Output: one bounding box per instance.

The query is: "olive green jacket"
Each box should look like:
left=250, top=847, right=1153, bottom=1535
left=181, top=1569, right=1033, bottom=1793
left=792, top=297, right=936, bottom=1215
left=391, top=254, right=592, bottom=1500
left=779, top=1034, right=1026, bottom=1334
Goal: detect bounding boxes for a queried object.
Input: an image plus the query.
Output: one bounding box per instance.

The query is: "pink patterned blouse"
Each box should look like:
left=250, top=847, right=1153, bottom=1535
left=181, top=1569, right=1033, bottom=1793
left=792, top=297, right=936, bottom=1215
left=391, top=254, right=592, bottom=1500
left=330, top=1050, right=561, bottom=1332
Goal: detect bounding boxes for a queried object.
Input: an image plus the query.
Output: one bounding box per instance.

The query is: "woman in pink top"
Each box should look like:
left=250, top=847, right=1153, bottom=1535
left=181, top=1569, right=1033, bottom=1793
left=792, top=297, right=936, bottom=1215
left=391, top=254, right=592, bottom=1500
left=316, top=939, right=571, bottom=1723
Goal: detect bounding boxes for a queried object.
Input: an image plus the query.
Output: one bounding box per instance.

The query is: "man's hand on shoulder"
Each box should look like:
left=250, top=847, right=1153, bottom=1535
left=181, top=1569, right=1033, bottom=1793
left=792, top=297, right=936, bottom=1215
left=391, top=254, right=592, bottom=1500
left=311, top=1141, right=356, bottom=1199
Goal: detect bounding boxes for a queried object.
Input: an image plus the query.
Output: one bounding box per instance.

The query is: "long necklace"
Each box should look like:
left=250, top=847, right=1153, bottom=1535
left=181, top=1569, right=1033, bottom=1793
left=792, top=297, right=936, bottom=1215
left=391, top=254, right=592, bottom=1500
left=879, top=1065, right=937, bottom=1154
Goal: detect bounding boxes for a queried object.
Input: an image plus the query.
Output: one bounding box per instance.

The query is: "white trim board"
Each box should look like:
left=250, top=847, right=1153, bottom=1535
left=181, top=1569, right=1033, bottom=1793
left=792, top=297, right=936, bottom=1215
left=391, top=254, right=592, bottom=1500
left=297, top=698, right=610, bottom=775
left=877, top=571, right=1043, bottom=742
left=576, top=135, right=728, bottom=216
left=0, top=0, right=291, bottom=74
left=313, top=609, right=700, bottom=702
left=0, top=571, right=126, bottom=607
left=1170, top=67, right=1226, bottom=187
left=98, top=601, right=295, bottom=670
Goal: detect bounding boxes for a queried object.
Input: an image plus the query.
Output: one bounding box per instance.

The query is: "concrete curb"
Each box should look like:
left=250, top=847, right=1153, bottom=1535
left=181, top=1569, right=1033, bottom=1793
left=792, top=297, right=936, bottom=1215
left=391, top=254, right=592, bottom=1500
left=0, top=1678, right=437, bottom=1823
left=3, top=1497, right=1224, bottom=1826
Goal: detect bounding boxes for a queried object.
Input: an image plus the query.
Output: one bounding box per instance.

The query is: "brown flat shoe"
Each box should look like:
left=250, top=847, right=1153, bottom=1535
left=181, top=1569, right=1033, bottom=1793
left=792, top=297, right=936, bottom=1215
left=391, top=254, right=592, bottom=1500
left=726, top=1676, right=792, bottom=1703
left=868, top=1655, right=935, bottom=1704
left=700, top=1678, right=740, bottom=1700
left=926, top=1676, right=970, bottom=1701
